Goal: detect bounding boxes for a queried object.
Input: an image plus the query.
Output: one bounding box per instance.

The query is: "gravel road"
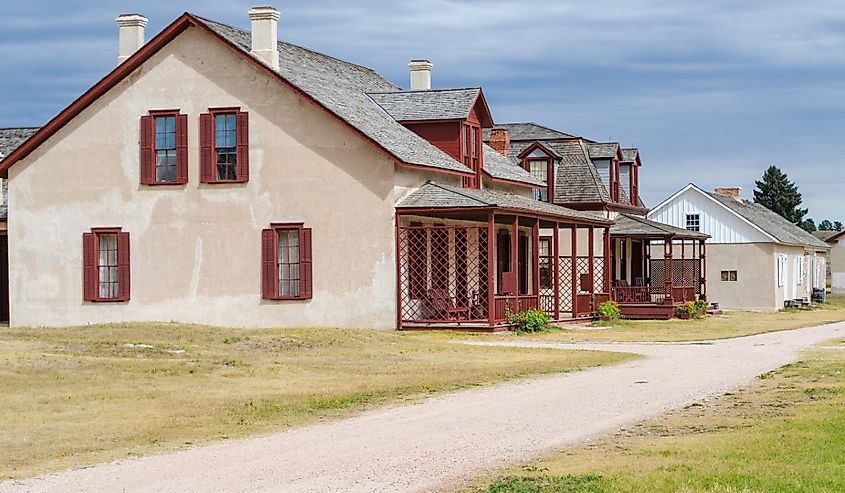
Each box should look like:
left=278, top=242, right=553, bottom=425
left=3, top=322, right=843, bottom=493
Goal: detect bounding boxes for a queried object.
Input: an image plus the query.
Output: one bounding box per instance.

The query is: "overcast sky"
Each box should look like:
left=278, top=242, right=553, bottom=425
left=1, top=1, right=843, bottom=221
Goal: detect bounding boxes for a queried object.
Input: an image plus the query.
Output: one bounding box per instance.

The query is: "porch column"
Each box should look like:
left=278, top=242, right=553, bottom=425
left=603, top=227, right=612, bottom=294
left=512, top=216, right=519, bottom=296
left=532, top=218, right=540, bottom=297
left=571, top=225, right=578, bottom=318
left=664, top=236, right=674, bottom=303
left=700, top=239, right=707, bottom=301
left=681, top=238, right=686, bottom=300
left=487, top=212, right=495, bottom=327
left=553, top=222, right=560, bottom=319
left=395, top=212, right=402, bottom=330
left=588, top=226, right=595, bottom=291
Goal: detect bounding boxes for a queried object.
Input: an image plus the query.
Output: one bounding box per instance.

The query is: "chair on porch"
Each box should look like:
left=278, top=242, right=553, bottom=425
left=427, top=288, right=470, bottom=321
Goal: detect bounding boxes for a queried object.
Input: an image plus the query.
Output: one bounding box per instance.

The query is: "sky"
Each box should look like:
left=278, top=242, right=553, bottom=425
left=1, top=0, right=844, bottom=221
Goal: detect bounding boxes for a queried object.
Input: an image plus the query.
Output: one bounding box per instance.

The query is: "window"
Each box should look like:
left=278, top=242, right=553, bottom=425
left=262, top=223, right=312, bottom=300
left=528, top=159, right=550, bottom=201
left=777, top=254, right=788, bottom=287
left=686, top=214, right=701, bottom=232
left=200, top=108, right=249, bottom=183
left=461, top=123, right=481, bottom=189
left=539, top=237, right=552, bottom=289
left=795, top=256, right=804, bottom=285
left=83, top=228, right=130, bottom=302
left=140, top=110, right=187, bottom=185
left=720, top=270, right=738, bottom=282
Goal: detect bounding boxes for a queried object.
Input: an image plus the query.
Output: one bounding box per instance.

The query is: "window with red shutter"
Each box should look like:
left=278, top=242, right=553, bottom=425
left=200, top=107, right=249, bottom=184
left=141, top=110, right=187, bottom=185
left=83, top=228, right=130, bottom=302
left=261, top=223, right=312, bottom=300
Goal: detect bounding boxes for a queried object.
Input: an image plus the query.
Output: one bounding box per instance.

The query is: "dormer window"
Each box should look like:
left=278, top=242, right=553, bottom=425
left=527, top=158, right=550, bottom=201
left=461, top=123, right=481, bottom=189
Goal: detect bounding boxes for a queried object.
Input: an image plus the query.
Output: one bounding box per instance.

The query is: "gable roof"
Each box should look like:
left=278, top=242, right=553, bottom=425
left=0, top=128, right=40, bottom=158
left=0, top=13, right=474, bottom=178
left=621, top=148, right=640, bottom=164
left=481, top=144, right=545, bottom=187
left=482, top=122, right=577, bottom=141
left=397, top=181, right=611, bottom=225
left=367, top=88, right=492, bottom=126
left=550, top=139, right=609, bottom=204
left=813, top=230, right=845, bottom=243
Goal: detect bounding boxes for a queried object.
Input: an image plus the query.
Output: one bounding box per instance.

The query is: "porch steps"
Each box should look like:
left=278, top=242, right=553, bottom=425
left=619, top=304, right=675, bottom=320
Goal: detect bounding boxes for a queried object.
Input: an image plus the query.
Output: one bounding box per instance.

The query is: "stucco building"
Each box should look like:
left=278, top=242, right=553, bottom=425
left=649, top=184, right=829, bottom=311
left=814, top=230, right=845, bottom=294
left=0, top=7, right=622, bottom=329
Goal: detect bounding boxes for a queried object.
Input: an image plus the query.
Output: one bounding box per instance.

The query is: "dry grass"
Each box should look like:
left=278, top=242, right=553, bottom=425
left=480, top=294, right=845, bottom=343
left=0, top=323, right=632, bottom=481
left=471, top=344, right=845, bottom=492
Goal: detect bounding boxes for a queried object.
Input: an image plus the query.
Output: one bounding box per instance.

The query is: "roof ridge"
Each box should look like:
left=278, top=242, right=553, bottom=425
left=426, top=181, right=493, bottom=206
left=0, top=127, right=41, bottom=131
left=367, top=87, right=481, bottom=95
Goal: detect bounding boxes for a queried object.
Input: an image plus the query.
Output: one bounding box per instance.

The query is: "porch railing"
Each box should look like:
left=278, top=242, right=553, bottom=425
left=493, top=295, right=540, bottom=322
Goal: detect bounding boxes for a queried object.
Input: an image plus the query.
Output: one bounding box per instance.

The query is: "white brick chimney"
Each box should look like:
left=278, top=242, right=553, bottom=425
left=116, top=14, right=148, bottom=65
left=249, top=6, right=280, bottom=71
left=408, top=59, right=432, bottom=91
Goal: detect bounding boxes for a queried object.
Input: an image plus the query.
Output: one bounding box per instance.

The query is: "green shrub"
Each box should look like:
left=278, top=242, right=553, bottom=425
left=507, top=308, right=551, bottom=334
left=596, top=300, right=622, bottom=320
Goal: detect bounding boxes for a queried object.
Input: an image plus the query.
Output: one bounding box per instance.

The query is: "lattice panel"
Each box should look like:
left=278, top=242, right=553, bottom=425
left=399, top=225, right=488, bottom=323
left=576, top=256, right=592, bottom=294
left=649, top=259, right=702, bottom=295
left=539, top=254, right=555, bottom=313
left=593, top=257, right=605, bottom=293
left=558, top=257, right=573, bottom=313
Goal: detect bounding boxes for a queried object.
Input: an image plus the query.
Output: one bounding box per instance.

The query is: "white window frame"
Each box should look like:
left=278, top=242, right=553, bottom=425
left=795, top=256, right=804, bottom=285
left=777, top=254, right=788, bottom=287
left=685, top=213, right=701, bottom=232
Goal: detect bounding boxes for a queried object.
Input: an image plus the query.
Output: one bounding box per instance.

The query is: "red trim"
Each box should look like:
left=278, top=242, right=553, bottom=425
left=0, top=13, right=472, bottom=180
left=262, top=222, right=313, bottom=301
left=516, top=141, right=561, bottom=160
left=521, top=157, right=554, bottom=202
left=140, top=110, right=188, bottom=186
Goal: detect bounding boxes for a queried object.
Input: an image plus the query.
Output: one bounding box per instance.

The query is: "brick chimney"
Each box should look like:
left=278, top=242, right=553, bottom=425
left=408, top=60, right=432, bottom=91
left=489, top=128, right=510, bottom=157
left=714, top=187, right=742, bottom=200
left=116, top=14, right=148, bottom=65
left=249, top=6, right=280, bottom=71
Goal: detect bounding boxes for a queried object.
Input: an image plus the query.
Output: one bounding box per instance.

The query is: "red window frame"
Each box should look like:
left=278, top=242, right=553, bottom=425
left=522, top=157, right=553, bottom=202
left=140, top=110, right=188, bottom=185
left=461, top=123, right=482, bottom=189
left=261, top=222, right=313, bottom=300
left=83, top=227, right=130, bottom=302
left=200, top=107, right=249, bottom=184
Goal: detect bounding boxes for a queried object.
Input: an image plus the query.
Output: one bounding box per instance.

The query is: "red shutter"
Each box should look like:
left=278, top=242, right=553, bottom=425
left=139, top=115, right=153, bottom=185
left=176, top=113, right=188, bottom=184
left=236, top=111, right=249, bottom=183
left=199, top=113, right=213, bottom=183
left=117, top=232, right=131, bottom=301
left=261, top=228, right=277, bottom=299
left=299, top=228, right=313, bottom=299
left=82, top=233, right=97, bottom=301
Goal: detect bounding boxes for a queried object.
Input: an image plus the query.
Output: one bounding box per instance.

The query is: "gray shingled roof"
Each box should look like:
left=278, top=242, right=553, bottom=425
left=813, top=230, right=845, bottom=243
left=611, top=213, right=708, bottom=239
left=368, top=88, right=481, bottom=122
left=586, top=142, right=620, bottom=159
left=621, top=148, right=639, bottom=163
left=397, top=181, right=611, bottom=224
left=482, top=122, right=576, bottom=141
left=0, top=128, right=40, bottom=159
left=708, top=192, right=830, bottom=250
left=482, top=144, right=545, bottom=187
left=195, top=16, right=470, bottom=175
left=551, top=140, right=609, bottom=203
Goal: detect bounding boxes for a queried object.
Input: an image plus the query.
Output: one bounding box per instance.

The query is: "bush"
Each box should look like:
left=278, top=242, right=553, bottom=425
left=506, top=308, right=551, bottom=334
left=596, top=300, right=622, bottom=320
left=678, top=300, right=708, bottom=319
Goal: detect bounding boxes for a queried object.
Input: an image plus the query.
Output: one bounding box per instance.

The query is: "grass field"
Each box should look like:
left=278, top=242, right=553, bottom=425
left=0, top=323, right=632, bottom=481
left=471, top=343, right=845, bottom=493
left=492, top=294, right=845, bottom=343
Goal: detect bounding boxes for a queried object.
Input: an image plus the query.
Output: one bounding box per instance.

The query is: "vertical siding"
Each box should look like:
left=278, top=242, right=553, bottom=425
left=619, top=164, right=631, bottom=199
left=648, top=188, right=770, bottom=244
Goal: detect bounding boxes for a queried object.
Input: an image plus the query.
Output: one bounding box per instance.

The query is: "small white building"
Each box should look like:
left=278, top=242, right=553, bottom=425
left=648, top=184, right=829, bottom=311
left=814, top=230, right=845, bottom=294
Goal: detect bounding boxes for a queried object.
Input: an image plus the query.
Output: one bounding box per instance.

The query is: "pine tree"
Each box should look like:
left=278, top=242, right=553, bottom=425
left=753, top=166, right=808, bottom=225
left=818, top=219, right=834, bottom=231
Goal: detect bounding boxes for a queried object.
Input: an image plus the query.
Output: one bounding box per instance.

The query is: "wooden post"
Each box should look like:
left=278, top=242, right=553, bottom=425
left=553, top=222, right=560, bottom=320
left=532, top=218, right=540, bottom=297
left=571, top=225, right=578, bottom=318
left=603, top=227, right=612, bottom=295
left=512, top=216, right=519, bottom=297
left=395, top=212, right=402, bottom=330
left=700, top=239, right=707, bottom=301
left=487, top=212, right=495, bottom=327
left=588, top=226, right=595, bottom=313
left=664, top=236, right=674, bottom=303
left=681, top=238, right=686, bottom=300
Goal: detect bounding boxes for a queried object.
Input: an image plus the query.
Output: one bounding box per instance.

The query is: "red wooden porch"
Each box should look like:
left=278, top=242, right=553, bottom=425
left=396, top=205, right=612, bottom=330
